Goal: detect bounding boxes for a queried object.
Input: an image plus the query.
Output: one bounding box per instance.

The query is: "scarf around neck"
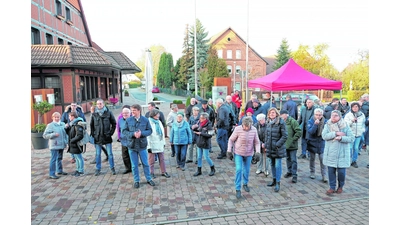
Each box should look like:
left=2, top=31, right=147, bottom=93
left=150, top=117, right=163, bottom=136
left=317, top=117, right=325, bottom=136
left=200, top=119, right=208, bottom=128
left=327, top=118, right=347, bottom=132
left=96, top=107, right=106, bottom=116
left=175, top=120, right=184, bottom=128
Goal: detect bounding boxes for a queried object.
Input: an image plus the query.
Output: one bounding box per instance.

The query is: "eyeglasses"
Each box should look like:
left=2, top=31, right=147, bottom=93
left=71, top=105, right=77, bottom=107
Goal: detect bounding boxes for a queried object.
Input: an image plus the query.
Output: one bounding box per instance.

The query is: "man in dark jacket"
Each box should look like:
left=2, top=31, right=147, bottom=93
left=215, top=98, right=230, bottom=159
left=185, top=98, right=197, bottom=121
left=90, top=99, right=117, bottom=176
left=298, top=99, right=315, bottom=159
left=200, top=100, right=216, bottom=125
left=280, top=110, right=302, bottom=183
left=282, top=94, right=298, bottom=120
left=122, top=104, right=155, bottom=188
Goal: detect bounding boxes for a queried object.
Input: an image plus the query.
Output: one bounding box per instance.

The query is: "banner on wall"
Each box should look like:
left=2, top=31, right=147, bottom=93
left=212, top=86, right=228, bottom=105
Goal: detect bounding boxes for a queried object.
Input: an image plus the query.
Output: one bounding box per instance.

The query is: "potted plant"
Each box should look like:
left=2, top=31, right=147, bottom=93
left=171, top=100, right=185, bottom=110
left=109, top=97, right=119, bottom=106
left=31, top=100, right=54, bottom=149
left=124, top=89, right=129, bottom=96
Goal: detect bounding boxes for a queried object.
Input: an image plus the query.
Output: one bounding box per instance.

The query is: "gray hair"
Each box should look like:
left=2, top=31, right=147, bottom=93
left=200, top=112, right=209, bottom=120
left=149, top=109, right=160, bottom=118
left=331, top=110, right=342, bottom=118
left=314, top=108, right=323, bottom=115
left=192, top=106, right=200, bottom=112
left=256, top=113, right=266, bottom=121
left=242, top=116, right=253, bottom=127
left=171, top=104, right=177, bottom=109
left=216, top=98, right=224, bottom=104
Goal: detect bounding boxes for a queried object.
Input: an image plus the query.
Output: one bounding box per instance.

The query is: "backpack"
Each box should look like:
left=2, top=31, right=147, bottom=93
left=75, top=122, right=89, bottom=153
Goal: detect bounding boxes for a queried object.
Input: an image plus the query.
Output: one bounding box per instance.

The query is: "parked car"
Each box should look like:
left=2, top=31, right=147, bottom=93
left=278, top=92, right=319, bottom=113
left=151, top=86, right=160, bottom=93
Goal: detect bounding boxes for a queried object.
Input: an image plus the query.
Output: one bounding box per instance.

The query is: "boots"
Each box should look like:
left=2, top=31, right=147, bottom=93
left=274, top=182, right=280, bottom=192
left=193, top=167, right=202, bottom=176
left=267, top=178, right=276, bottom=187
left=209, top=165, right=215, bottom=176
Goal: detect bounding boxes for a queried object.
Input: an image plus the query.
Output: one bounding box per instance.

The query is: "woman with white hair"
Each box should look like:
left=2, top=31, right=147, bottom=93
left=322, top=110, right=354, bottom=195
left=254, top=113, right=270, bottom=177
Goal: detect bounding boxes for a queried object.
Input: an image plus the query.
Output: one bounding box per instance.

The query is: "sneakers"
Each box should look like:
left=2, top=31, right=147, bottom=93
left=310, top=174, right=316, bottom=179
left=256, top=170, right=262, bottom=174
left=264, top=171, right=269, bottom=177
left=94, top=170, right=100, bottom=176
left=49, top=175, right=60, bottom=179
left=134, top=182, right=140, bottom=188
left=283, top=172, right=292, bottom=178
left=147, top=180, right=155, bottom=186
left=161, top=172, right=171, bottom=178
left=351, top=162, right=358, bottom=168
left=73, top=171, right=84, bottom=177
left=292, top=176, right=297, bottom=183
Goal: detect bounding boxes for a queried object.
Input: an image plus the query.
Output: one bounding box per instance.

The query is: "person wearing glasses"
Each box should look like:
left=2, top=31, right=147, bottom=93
left=61, top=102, right=87, bottom=164
left=322, top=110, right=354, bottom=195
left=306, top=108, right=328, bottom=182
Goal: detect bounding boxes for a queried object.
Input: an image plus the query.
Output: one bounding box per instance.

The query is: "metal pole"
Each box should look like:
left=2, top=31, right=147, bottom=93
left=245, top=0, right=249, bottom=102
left=194, top=0, right=198, bottom=96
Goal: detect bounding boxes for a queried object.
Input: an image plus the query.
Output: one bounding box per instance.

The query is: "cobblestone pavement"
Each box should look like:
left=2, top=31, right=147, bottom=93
left=31, top=90, right=369, bottom=224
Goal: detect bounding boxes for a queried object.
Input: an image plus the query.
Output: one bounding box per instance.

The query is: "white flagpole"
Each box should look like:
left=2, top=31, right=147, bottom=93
left=245, top=0, right=249, bottom=102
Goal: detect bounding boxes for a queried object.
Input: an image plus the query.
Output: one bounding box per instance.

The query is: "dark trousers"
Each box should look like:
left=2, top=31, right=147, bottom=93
left=122, top=145, right=131, bottom=171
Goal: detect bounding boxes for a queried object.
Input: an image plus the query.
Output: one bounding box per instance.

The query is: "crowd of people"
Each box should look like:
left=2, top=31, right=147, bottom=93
left=42, top=91, right=369, bottom=197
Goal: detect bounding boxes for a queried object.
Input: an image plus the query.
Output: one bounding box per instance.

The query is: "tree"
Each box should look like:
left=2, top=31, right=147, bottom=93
left=177, top=24, right=193, bottom=90
left=273, top=38, right=292, bottom=71
left=157, top=52, right=174, bottom=88
left=340, top=50, right=369, bottom=92
left=204, top=46, right=229, bottom=91
left=188, top=19, right=210, bottom=91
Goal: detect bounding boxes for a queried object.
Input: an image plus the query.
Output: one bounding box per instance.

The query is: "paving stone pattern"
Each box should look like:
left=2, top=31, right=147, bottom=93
left=31, top=90, right=369, bottom=224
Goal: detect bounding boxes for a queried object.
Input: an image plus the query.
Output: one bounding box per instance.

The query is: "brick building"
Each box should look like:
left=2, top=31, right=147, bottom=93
left=31, top=0, right=140, bottom=127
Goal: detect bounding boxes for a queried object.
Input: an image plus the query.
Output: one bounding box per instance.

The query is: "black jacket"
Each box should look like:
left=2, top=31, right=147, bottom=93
left=264, top=118, right=288, bottom=158
left=67, top=121, right=84, bottom=154
left=194, top=120, right=214, bottom=149
left=90, top=107, right=117, bottom=145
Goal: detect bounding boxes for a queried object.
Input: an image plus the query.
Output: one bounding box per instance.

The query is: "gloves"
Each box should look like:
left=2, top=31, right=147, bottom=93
left=227, top=151, right=233, bottom=161
left=147, top=148, right=152, bottom=153
left=254, top=152, right=261, bottom=163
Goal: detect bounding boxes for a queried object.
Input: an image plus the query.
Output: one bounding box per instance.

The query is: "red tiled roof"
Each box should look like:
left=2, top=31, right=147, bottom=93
left=66, top=0, right=81, bottom=11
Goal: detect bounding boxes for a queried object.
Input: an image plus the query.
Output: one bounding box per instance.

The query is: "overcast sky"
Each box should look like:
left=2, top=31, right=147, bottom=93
left=81, top=0, right=368, bottom=72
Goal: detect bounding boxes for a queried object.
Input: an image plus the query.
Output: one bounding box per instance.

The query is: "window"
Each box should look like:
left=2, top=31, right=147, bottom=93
left=31, top=77, right=41, bottom=89
left=227, top=50, right=232, bottom=59
left=45, top=76, right=61, bottom=103
left=236, top=50, right=241, bottom=59
left=58, top=38, right=63, bottom=44
left=46, top=33, right=53, bottom=44
left=56, top=0, right=62, bottom=15
left=235, top=65, right=241, bottom=74
left=31, top=27, right=40, bottom=44
left=65, top=7, right=71, bottom=21
left=67, top=42, right=72, bottom=45
left=227, top=65, right=232, bottom=74
left=217, top=49, right=223, bottom=58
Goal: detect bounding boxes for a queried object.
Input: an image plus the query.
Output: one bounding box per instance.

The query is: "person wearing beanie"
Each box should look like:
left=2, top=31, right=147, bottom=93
left=239, top=108, right=257, bottom=125
left=280, top=109, right=302, bottom=183
left=170, top=112, right=192, bottom=171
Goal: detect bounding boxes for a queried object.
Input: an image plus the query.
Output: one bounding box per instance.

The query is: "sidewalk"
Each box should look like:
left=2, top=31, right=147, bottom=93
left=31, top=92, right=370, bottom=224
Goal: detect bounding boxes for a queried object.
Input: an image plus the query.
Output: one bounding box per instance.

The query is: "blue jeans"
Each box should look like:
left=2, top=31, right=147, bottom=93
left=72, top=153, right=84, bottom=173
left=351, top=136, right=362, bottom=162
left=49, top=149, right=64, bottom=176
left=196, top=147, right=214, bottom=167
left=301, top=137, right=309, bottom=157
left=285, top=150, right=298, bottom=176
left=270, top=157, right=282, bottom=182
left=128, top=148, right=152, bottom=182
left=216, top=128, right=228, bottom=156
left=95, top=143, right=114, bottom=170
left=175, top=144, right=187, bottom=168
left=327, top=166, right=346, bottom=190
left=234, top=154, right=252, bottom=190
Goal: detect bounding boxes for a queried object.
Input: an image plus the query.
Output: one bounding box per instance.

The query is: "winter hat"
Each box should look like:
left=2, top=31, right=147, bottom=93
left=280, top=110, right=289, bottom=115
left=177, top=112, right=184, bottom=117
left=246, top=108, right=254, bottom=114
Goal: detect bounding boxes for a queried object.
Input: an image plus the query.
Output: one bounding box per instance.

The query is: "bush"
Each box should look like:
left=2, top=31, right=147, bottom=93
left=186, top=96, right=191, bottom=106
left=173, top=100, right=183, bottom=104
left=153, top=97, right=159, bottom=101
left=128, top=81, right=141, bottom=88
left=205, top=91, right=212, bottom=100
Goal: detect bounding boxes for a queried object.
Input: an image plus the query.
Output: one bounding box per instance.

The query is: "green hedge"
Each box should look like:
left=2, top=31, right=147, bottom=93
left=128, top=81, right=141, bottom=88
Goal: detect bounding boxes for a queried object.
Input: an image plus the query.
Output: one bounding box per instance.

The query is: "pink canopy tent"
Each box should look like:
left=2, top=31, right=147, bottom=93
left=248, top=58, right=342, bottom=91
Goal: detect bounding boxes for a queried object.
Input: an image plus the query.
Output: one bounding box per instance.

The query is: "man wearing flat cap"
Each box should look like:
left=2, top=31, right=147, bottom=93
left=200, top=99, right=216, bottom=125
